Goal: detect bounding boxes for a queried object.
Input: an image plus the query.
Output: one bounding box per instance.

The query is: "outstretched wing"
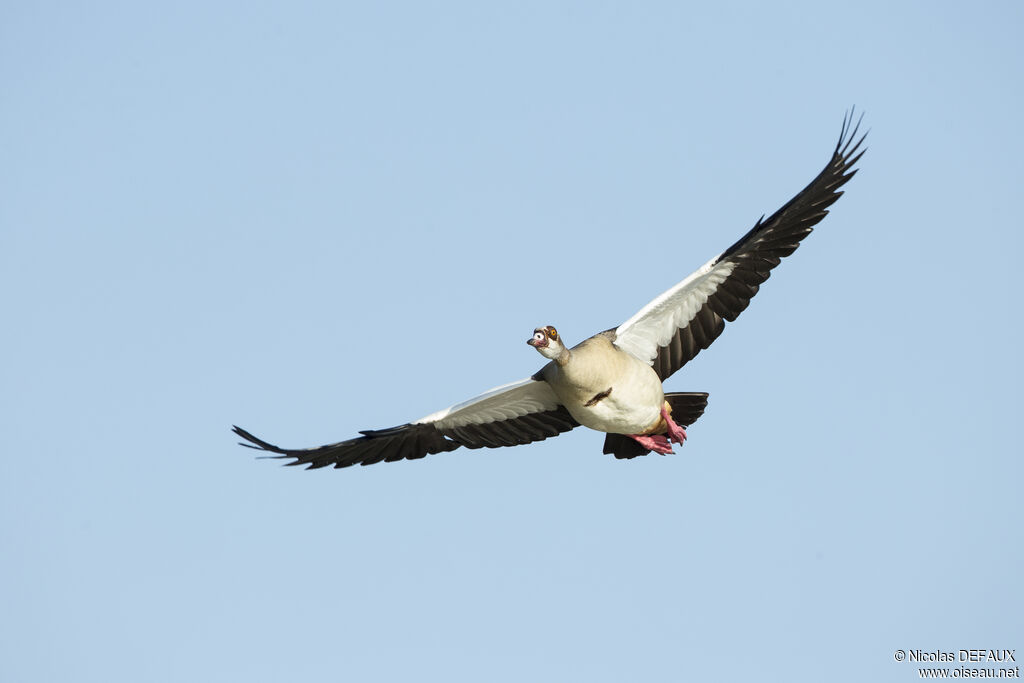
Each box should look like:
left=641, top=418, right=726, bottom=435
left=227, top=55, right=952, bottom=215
left=612, top=110, right=867, bottom=380
left=233, top=377, right=578, bottom=469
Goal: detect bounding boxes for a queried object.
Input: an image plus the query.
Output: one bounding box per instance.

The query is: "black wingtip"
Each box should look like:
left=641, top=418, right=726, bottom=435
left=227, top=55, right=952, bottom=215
left=232, top=424, right=287, bottom=454
left=836, top=107, right=868, bottom=159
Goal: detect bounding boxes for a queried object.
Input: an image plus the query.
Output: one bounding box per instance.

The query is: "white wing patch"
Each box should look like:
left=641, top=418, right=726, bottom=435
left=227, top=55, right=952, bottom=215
left=613, top=257, right=736, bottom=364
left=414, top=378, right=562, bottom=430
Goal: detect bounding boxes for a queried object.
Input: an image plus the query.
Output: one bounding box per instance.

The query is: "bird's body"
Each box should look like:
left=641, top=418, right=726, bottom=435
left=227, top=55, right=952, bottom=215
left=536, top=333, right=666, bottom=436
left=234, top=112, right=866, bottom=469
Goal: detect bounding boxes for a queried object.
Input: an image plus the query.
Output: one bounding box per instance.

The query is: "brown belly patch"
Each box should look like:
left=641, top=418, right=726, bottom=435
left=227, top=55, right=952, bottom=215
left=584, top=387, right=613, bottom=408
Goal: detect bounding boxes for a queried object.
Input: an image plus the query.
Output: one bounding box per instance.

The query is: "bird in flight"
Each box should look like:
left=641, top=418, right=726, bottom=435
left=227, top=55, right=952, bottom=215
left=234, top=112, right=866, bottom=469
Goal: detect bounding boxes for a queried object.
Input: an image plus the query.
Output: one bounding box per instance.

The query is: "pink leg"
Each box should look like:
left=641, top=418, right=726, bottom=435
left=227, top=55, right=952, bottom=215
left=628, top=433, right=674, bottom=455
left=661, top=407, right=688, bottom=445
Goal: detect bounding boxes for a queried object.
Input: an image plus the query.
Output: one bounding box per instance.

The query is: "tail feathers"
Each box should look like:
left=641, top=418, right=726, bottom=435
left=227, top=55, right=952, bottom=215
left=602, top=433, right=651, bottom=459
left=664, top=391, right=709, bottom=429
left=602, top=392, right=709, bottom=460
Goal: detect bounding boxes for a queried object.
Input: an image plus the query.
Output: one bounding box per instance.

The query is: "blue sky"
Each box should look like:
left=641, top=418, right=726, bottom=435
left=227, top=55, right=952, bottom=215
left=2, top=2, right=1021, bottom=682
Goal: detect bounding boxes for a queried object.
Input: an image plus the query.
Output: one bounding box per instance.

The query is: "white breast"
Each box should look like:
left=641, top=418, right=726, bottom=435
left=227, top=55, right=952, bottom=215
left=570, top=364, right=664, bottom=434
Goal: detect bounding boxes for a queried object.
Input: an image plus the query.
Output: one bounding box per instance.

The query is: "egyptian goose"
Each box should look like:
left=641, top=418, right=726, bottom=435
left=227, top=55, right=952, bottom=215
left=234, top=112, right=866, bottom=468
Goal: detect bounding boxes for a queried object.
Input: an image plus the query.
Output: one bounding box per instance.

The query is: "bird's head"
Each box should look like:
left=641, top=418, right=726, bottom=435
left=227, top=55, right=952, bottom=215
left=527, top=325, right=565, bottom=360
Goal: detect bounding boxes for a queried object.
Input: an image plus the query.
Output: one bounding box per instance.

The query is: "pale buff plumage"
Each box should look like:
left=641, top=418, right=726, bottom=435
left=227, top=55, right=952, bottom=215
left=533, top=333, right=674, bottom=436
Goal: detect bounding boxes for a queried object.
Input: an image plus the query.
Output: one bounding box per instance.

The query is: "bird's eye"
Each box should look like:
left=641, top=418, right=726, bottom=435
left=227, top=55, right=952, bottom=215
left=547, top=327, right=558, bottom=340
left=534, top=332, right=545, bottom=341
